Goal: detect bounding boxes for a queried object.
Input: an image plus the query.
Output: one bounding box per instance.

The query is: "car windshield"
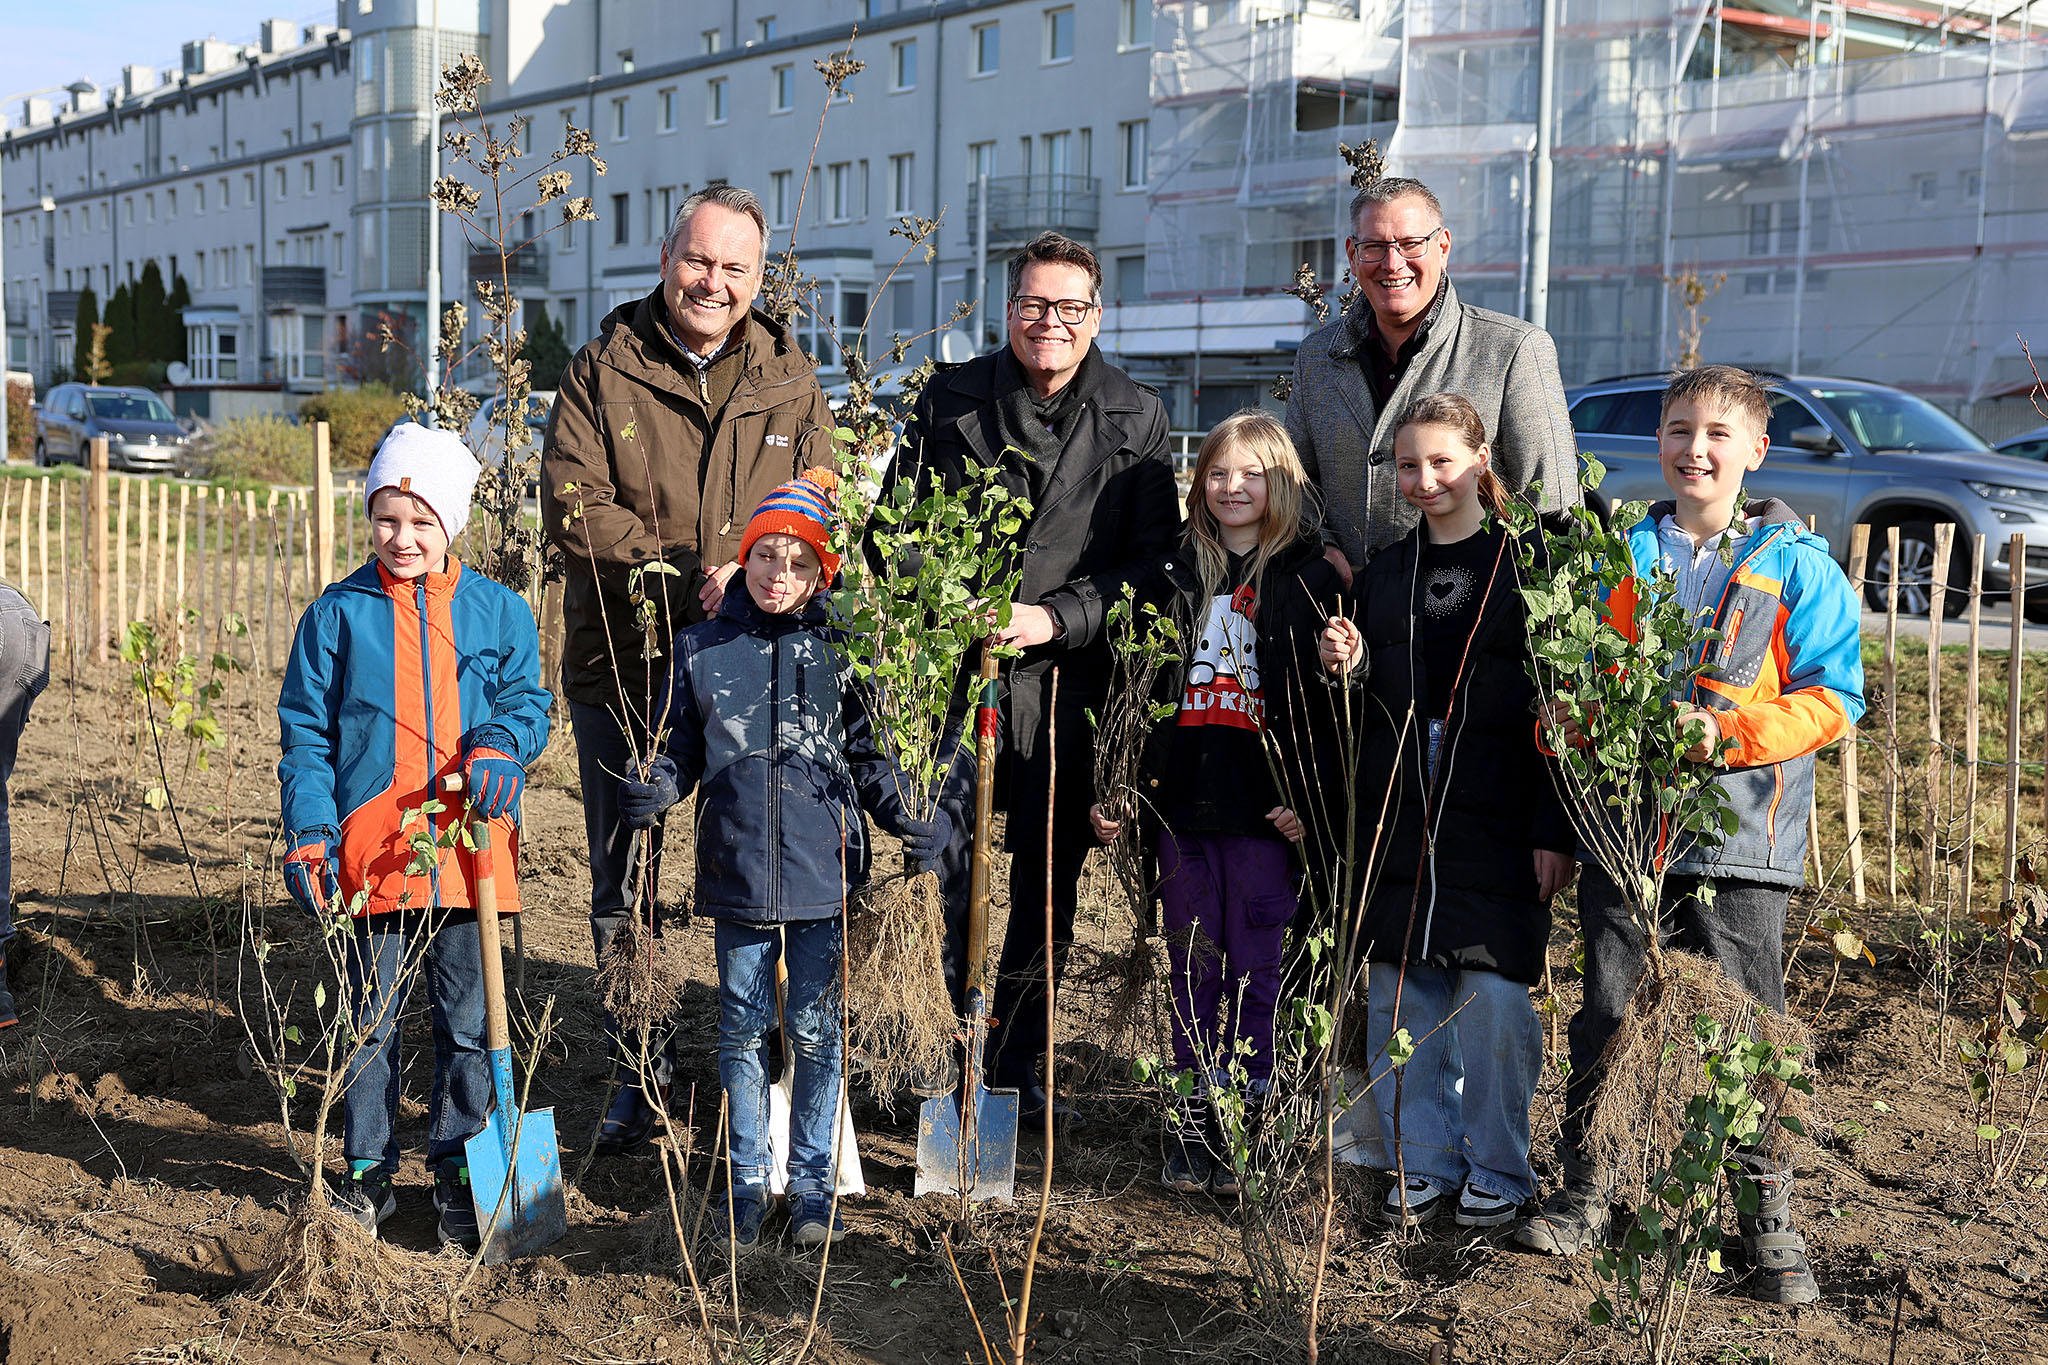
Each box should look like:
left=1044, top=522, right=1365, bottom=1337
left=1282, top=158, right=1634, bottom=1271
left=87, top=393, right=177, bottom=424
left=1806, top=387, right=1988, bottom=454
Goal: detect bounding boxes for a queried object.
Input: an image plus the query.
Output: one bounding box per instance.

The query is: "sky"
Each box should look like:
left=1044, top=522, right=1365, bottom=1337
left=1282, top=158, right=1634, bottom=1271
left=0, top=2, right=335, bottom=128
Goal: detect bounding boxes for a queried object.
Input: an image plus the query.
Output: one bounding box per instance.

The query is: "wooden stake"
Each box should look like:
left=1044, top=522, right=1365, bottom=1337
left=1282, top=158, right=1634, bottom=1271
left=175, top=483, right=190, bottom=641
left=1922, top=523, right=1953, bottom=905
left=115, top=477, right=131, bottom=642
left=35, top=475, right=49, bottom=622
left=90, top=442, right=109, bottom=661
left=0, top=477, right=14, bottom=582
left=1885, top=525, right=1901, bottom=904
left=264, top=494, right=279, bottom=675
left=196, top=486, right=210, bottom=623
left=346, top=480, right=359, bottom=564
left=2005, top=533, right=2027, bottom=904
left=1843, top=524, right=1869, bottom=905
left=1961, top=534, right=1984, bottom=918
left=152, top=480, right=169, bottom=622
left=314, top=422, right=334, bottom=590
left=59, top=483, right=71, bottom=655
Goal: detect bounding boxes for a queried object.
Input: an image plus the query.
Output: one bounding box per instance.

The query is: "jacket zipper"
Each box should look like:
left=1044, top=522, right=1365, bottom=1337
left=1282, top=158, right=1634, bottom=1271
left=417, top=578, right=445, bottom=911
left=768, top=629, right=783, bottom=915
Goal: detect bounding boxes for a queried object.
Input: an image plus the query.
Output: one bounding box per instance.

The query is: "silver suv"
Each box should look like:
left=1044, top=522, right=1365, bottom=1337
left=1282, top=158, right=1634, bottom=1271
left=1565, top=374, right=2048, bottom=619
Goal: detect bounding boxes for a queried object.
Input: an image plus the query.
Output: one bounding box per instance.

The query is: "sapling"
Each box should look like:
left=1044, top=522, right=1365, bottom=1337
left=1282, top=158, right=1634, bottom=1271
left=1960, top=865, right=2048, bottom=1186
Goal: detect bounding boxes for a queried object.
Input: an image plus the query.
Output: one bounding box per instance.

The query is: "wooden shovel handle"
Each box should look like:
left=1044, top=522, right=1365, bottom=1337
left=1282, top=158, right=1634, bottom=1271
left=964, top=640, right=1001, bottom=1003
left=471, top=810, right=512, bottom=1056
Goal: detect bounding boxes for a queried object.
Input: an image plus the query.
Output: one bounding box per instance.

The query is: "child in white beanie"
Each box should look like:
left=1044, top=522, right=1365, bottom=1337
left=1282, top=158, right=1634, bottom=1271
left=276, top=422, right=552, bottom=1251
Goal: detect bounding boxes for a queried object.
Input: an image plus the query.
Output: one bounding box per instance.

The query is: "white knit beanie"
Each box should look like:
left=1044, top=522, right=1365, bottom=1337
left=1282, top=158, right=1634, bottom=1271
left=365, top=423, right=482, bottom=540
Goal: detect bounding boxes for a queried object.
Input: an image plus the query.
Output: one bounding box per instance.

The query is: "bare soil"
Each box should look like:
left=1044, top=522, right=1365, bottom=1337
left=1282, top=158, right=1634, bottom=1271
left=0, top=650, right=2037, bottom=1364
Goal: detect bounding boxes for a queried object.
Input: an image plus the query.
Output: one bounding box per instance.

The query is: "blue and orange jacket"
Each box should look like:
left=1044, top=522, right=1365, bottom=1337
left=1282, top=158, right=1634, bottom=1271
left=278, top=558, right=552, bottom=916
left=1607, top=499, right=1866, bottom=886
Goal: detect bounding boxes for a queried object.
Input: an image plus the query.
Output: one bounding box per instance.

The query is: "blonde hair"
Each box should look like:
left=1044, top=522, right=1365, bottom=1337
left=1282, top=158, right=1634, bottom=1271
left=1185, top=408, right=1308, bottom=601
left=1392, top=391, right=1509, bottom=516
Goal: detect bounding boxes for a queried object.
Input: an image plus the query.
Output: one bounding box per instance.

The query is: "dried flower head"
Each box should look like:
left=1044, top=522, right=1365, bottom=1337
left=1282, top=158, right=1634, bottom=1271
left=1286, top=262, right=1331, bottom=324
left=435, top=52, right=489, bottom=114
left=1340, top=138, right=1386, bottom=190
left=563, top=197, right=596, bottom=223
left=535, top=169, right=572, bottom=204
left=814, top=50, right=867, bottom=96
left=432, top=176, right=482, bottom=217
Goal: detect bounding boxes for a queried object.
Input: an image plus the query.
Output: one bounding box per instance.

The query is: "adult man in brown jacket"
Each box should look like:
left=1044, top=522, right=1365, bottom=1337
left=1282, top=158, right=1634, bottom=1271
left=541, top=184, right=832, bottom=1153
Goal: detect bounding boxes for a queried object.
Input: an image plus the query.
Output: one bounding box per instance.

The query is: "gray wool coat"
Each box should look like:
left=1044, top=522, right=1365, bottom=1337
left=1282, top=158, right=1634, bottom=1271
left=1283, top=278, right=1582, bottom=568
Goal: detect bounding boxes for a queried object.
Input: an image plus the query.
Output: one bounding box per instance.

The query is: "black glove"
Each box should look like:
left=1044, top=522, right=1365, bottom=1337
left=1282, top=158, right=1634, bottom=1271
left=618, top=755, right=681, bottom=829
left=897, top=809, right=953, bottom=873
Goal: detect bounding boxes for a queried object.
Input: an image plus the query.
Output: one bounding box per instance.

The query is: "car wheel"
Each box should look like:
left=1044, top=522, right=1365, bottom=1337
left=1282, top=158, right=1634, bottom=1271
left=32, top=440, right=46, bottom=468
left=1866, top=520, right=1968, bottom=619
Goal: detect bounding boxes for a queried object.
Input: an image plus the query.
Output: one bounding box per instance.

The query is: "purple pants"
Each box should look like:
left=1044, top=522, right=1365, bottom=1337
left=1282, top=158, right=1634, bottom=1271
left=1159, top=831, right=1298, bottom=1088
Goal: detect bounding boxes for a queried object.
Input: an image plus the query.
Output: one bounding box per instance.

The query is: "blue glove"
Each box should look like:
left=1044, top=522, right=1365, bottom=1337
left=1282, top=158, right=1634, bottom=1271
left=464, top=747, right=527, bottom=820
left=897, top=809, right=953, bottom=873
left=619, top=755, right=681, bottom=829
left=284, top=836, right=341, bottom=917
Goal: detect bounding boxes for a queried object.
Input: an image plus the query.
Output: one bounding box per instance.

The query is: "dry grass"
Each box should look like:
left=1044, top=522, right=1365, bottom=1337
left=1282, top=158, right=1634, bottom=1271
left=844, top=870, right=954, bottom=1102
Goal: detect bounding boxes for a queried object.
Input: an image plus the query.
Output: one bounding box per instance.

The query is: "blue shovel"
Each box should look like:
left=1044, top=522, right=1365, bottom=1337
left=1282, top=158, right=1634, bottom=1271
left=462, top=806, right=568, bottom=1263
left=914, top=641, right=1019, bottom=1203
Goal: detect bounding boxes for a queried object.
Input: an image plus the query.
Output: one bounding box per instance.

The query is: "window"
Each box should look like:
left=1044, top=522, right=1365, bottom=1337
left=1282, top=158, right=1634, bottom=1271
left=1964, top=169, right=1982, bottom=201
left=890, top=153, right=916, bottom=214
left=758, top=16, right=777, bottom=41
left=658, top=88, right=676, bottom=133
left=517, top=119, right=532, bottom=155
left=1811, top=198, right=1830, bottom=250
left=1119, top=119, right=1148, bottom=190
left=1116, top=254, right=1146, bottom=304
left=1915, top=172, right=1937, bottom=204
left=617, top=49, right=635, bottom=73
left=61, top=209, right=71, bottom=235
left=275, top=167, right=288, bottom=200
left=892, top=40, right=917, bottom=91
left=166, top=189, right=178, bottom=218
left=332, top=154, right=344, bottom=189
left=973, top=23, right=999, bottom=76
left=303, top=160, right=315, bottom=196
left=770, top=170, right=793, bottom=229
left=773, top=65, right=794, bottom=113
left=892, top=278, right=917, bottom=329
left=656, top=187, right=677, bottom=239
left=702, top=28, right=722, bottom=55
left=186, top=322, right=239, bottom=381
left=125, top=196, right=136, bottom=225
left=1746, top=202, right=1770, bottom=254
left=1776, top=200, right=1799, bottom=253
left=709, top=79, right=728, bottom=124
left=1568, top=388, right=1662, bottom=439
left=611, top=193, right=630, bottom=246
left=1045, top=7, right=1075, bottom=63
left=243, top=172, right=256, bottom=204
left=219, top=176, right=230, bottom=208
left=612, top=97, right=629, bottom=140
left=828, top=162, right=852, bottom=223
left=560, top=217, right=577, bottom=253
left=1120, top=0, right=1154, bottom=49
left=333, top=230, right=345, bottom=275
left=969, top=140, right=996, bottom=183
left=859, top=160, right=870, bottom=218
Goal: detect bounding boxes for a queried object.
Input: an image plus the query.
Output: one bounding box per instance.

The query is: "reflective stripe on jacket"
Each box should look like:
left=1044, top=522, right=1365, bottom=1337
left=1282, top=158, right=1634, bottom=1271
left=278, top=558, right=552, bottom=916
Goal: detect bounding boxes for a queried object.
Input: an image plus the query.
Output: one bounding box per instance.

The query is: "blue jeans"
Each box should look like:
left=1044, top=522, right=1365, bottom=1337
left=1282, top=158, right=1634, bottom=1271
left=569, top=699, right=676, bottom=1086
left=341, top=911, right=493, bottom=1175
left=715, top=917, right=844, bottom=1196
left=0, top=585, right=50, bottom=956
left=1365, top=961, right=1542, bottom=1202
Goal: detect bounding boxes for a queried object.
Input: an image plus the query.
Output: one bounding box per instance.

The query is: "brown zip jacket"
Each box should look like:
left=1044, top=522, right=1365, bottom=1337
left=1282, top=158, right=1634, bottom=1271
left=541, top=289, right=834, bottom=707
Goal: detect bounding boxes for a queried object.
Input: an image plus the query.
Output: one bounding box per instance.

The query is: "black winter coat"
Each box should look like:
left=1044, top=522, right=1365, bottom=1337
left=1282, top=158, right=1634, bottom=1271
left=1124, top=536, right=1350, bottom=882
left=889, top=345, right=1182, bottom=828
left=1353, top=521, right=1575, bottom=986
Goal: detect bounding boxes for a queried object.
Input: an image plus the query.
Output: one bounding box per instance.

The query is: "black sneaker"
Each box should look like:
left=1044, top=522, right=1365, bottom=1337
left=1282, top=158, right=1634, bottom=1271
left=333, top=1165, right=396, bottom=1234
left=0, top=950, right=17, bottom=1029
left=433, top=1160, right=481, bottom=1252
left=594, top=1083, right=661, bottom=1157
left=723, top=1189, right=768, bottom=1258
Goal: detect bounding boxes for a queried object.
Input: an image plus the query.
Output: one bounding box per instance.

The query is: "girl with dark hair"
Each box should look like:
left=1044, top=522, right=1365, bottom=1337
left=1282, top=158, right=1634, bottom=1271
left=1320, top=392, right=1575, bottom=1230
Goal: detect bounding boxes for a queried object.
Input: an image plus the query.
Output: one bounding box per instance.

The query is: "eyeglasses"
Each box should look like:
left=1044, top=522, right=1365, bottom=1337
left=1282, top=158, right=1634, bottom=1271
left=1010, top=295, right=1098, bottom=324
left=1347, top=226, right=1445, bottom=264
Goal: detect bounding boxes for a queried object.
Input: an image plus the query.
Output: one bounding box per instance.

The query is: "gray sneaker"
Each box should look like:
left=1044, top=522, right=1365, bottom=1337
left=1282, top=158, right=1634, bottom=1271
left=333, top=1166, right=397, bottom=1234
left=1730, top=1152, right=1821, bottom=1306
left=1515, top=1149, right=1612, bottom=1255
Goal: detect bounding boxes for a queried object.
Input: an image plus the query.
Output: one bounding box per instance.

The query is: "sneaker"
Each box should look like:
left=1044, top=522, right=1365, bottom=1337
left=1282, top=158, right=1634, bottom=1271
left=788, top=1186, right=846, bottom=1249
left=722, top=1189, right=768, bottom=1257
left=1731, top=1154, right=1821, bottom=1306
left=433, top=1160, right=481, bottom=1252
left=332, top=1164, right=396, bottom=1234
left=1515, top=1149, right=1612, bottom=1255
left=0, top=950, right=16, bottom=1029
left=1383, top=1176, right=1448, bottom=1228
left=1161, top=1097, right=1213, bottom=1194
left=594, top=1083, right=661, bottom=1157
left=1455, top=1183, right=1520, bottom=1228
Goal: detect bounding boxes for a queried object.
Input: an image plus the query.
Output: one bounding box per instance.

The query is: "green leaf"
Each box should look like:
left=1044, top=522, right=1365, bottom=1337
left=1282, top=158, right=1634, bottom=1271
left=314, top=982, right=327, bottom=1012
left=1978, top=1123, right=2003, bottom=1141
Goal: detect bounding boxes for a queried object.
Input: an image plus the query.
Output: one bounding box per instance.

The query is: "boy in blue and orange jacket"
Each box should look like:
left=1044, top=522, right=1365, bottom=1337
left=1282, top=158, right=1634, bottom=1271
left=277, top=425, right=551, bottom=1251
left=1517, top=365, right=1864, bottom=1306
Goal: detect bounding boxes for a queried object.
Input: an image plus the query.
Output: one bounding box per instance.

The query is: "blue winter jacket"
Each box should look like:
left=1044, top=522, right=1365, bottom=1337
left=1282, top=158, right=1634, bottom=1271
left=1615, top=499, right=1866, bottom=886
left=278, top=558, right=552, bottom=915
left=657, top=587, right=919, bottom=922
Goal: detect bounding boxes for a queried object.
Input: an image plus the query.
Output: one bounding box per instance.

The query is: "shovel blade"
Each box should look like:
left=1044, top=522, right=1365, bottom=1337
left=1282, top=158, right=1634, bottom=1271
left=914, top=1084, right=1019, bottom=1203
left=465, top=1105, right=568, bottom=1265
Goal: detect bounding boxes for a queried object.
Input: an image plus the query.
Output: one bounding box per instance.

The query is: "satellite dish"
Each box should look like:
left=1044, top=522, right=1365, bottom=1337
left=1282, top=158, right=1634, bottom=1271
left=165, top=361, right=191, bottom=387
left=938, top=328, right=975, bottom=365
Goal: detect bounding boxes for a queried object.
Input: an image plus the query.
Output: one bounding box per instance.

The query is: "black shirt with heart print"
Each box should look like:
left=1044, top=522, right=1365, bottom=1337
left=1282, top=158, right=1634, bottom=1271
left=1413, top=526, right=1506, bottom=720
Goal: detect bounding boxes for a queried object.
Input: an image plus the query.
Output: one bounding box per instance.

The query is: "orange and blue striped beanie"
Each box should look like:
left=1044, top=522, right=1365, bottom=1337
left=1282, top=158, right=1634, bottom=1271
left=740, top=467, right=843, bottom=579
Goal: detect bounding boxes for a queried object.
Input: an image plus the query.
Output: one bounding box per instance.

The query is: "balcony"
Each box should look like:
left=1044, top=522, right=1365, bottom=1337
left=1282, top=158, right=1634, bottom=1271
left=3, top=297, right=24, bottom=328
left=262, top=265, right=328, bottom=310
left=45, top=291, right=80, bottom=329
left=964, top=175, right=1102, bottom=249
left=468, top=242, right=548, bottom=293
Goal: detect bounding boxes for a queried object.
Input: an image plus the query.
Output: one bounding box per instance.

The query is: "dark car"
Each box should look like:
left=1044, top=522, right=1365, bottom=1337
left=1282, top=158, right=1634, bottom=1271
left=1566, top=373, right=2048, bottom=619
left=33, top=383, right=192, bottom=473
left=1997, top=425, right=2048, bottom=463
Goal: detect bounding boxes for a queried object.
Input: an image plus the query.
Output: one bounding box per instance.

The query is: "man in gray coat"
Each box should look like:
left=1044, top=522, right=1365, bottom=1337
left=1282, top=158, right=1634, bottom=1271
left=1285, top=177, right=1581, bottom=577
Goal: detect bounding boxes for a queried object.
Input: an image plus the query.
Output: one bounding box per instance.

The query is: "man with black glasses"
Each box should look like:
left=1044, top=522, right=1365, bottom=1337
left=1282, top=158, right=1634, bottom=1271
left=885, top=231, right=1179, bottom=1131
left=1285, top=176, right=1580, bottom=578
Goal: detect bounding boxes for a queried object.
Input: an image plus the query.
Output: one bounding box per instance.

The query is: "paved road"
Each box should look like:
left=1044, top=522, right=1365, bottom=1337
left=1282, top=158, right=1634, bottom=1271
left=1862, top=606, right=2048, bottom=652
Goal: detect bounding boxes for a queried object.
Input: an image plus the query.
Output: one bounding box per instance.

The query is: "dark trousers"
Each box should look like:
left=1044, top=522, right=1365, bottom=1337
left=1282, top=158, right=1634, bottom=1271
left=569, top=698, right=676, bottom=1085
left=1564, top=865, right=1790, bottom=1150
left=1158, top=831, right=1297, bottom=1088
left=0, top=586, right=48, bottom=957
left=932, top=725, right=1098, bottom=1089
